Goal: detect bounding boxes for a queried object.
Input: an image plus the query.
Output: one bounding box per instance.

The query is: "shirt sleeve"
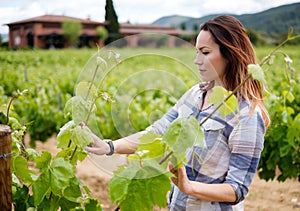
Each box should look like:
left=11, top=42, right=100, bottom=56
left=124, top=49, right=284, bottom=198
left=146, top=84, right=200, bottom=135
left=224, top=106, right=266, bottom=204
left=145, top=107, right=178, bottom=135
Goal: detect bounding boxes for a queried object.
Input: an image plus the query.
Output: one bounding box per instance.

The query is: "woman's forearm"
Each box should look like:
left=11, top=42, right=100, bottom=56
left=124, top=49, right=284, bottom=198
left=187, top=182, right=236, bottom=203
left=170, top=165, right=236, bottom=203
left=113, top=131, right=147, bottom=154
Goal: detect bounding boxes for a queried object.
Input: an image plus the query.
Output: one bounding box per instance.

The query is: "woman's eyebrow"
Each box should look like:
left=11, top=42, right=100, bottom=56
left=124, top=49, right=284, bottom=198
left=197, top=46, right=210, bottom=51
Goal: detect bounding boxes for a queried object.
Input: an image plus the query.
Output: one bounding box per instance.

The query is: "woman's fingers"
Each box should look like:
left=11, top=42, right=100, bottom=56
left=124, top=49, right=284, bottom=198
left=168, top=163, right=191, bottom=193
left=90, top=132, right=100, bottom=141
left=178, top=166, right=186, bottom=177
left=85, top=146, right=99, bottom=154
left=168, top=162, right=173, bottom=171
left=168, top=162, right=177, bottom=174
left=85, top=143, right=107, bottom=155
left=85, top=138, right=110, bottom=155
left=77, top=124, right=109, bottom=155
left=168, top=162, right=179, bottom=185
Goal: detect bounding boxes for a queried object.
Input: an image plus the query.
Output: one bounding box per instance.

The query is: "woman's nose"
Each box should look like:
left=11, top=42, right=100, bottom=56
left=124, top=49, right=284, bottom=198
left=194, top=53, right=203, bottom=65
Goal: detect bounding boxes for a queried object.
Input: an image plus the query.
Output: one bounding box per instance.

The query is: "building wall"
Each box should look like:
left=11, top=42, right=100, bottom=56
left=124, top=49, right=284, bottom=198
left=8, top=21, right=104, bottom=49
left=7, top=16, right=193, bottom=49
left=9, top=23, right=36, bottom=48
left=9, top=25, right=21, bottom=48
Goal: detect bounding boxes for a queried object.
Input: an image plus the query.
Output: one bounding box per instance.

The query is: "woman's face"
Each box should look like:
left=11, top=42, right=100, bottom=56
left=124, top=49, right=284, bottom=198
left=194, top=30, right=228, bottom=86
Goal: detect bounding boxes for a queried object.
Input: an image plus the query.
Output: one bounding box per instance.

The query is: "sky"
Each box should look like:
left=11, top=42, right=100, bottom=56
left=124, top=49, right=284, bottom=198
left=1, top=0, right=300, bottom=34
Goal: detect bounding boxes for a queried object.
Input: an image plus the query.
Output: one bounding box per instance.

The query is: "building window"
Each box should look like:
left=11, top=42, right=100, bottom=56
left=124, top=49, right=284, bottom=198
left=83, top=25, right=96, bottom=29
left=25, top=24, right=33, bottom=30
left=12, top=26, right=21, bottom=30
left=43, top=23, right=61, bottom=29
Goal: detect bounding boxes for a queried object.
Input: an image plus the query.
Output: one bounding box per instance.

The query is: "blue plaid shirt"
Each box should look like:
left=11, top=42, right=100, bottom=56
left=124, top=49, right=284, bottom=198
left=146, top=83, right=266, bottom=211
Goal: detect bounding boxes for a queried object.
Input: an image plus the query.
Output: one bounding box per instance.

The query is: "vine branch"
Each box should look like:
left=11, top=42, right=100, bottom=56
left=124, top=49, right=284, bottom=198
left=6, top=96, right=16, bottom=125
left=69, top=61, right=100, bottom=161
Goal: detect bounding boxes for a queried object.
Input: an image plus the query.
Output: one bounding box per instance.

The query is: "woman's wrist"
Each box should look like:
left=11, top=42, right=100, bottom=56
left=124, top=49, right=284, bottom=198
left=104, top=139, right=114, bottom=156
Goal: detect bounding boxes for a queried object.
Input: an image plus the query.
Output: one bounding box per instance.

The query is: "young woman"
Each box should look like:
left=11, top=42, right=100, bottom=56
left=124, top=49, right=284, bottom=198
left=85, top=15, right=270, bottom=210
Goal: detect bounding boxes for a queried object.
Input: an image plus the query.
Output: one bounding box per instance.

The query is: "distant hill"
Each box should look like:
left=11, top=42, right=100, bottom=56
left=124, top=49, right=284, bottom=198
left=0, top=34, right=8, bottom=42
left=153, top=3, right=300, bottom=36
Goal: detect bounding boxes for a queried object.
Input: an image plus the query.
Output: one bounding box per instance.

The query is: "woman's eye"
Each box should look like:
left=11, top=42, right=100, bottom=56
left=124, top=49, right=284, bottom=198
left=202, top=52, right=209, bottom=55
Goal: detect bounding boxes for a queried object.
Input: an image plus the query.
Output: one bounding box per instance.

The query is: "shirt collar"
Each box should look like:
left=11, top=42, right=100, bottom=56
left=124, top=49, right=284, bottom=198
left=199, top=80, right=215, bottom=92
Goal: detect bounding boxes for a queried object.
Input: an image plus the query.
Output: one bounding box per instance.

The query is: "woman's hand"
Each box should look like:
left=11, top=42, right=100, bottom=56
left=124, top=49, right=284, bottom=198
left=168, top=162, right=193, bottom=195
left=85, top=133, right=110, bottom=155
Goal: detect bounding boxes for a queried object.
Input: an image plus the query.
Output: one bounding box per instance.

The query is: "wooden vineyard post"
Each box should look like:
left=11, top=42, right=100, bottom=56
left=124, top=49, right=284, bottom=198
left=0, top=124, right=13, bottom=211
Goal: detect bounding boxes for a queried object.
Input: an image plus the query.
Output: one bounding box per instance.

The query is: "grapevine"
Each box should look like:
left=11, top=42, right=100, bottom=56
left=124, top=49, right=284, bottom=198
left=5, top=63, right=104, bottom=210
left=0, top=33, right=298, bottom=210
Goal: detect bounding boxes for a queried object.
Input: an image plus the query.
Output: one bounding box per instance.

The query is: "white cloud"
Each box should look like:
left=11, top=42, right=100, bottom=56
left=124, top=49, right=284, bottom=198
left=31, top=0, right=105, bottom=22
left=0, top=1, right=44, bottom=34
left=202, top=0, right=258, bottom=15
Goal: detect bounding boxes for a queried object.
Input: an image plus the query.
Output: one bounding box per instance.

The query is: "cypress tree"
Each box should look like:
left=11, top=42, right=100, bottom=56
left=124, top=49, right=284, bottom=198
left=105, top=0, right=120, bottom=44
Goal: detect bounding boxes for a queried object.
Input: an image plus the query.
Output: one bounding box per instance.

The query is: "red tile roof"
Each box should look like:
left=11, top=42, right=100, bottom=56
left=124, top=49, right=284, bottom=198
left=6, top=14, right=102, bottom=25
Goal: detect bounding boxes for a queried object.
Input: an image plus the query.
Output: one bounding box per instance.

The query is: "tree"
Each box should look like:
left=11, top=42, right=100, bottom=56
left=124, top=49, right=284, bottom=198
left=96, top=26, right=108, bottom=47
left=105, top=0, right=120, bottom=44
left=193, top=23, right=199, bottom=32
left=180, top=22, right=186, bottom=30
left=62, top=20, right=82, bottom=47
left=246, top=28, right=266, bottom=46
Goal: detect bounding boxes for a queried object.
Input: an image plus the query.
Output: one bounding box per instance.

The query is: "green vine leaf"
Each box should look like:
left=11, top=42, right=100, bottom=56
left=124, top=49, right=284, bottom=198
left=9, top=117, right=22, bottom=130
left=35, top=150, right=52, bottom=172
left=72, top=125, right=94, bottom=149
left=109, top=163, right=138, bottom=203
left=57, top=121, right=93, bottom=152
left=50, top=157, right=74, bottom=196
left=209, top=86, right=239, bottom=117
left=32, top=171, right=51, bottom=206
left=25, top=148, right=39, bottom=161
left=12, top=156, right=37, bottom=183
left=96, top=55, right=108, bottom=71
left=33, top=157, right=76, bottom=205
left=63, top=177, right=83, bottom=203
left=63, top=96, right=93, bottom=125
left=128, top=132, right=164, bottom=161
left=286, top=114, right=300, bottom=146
left=109, top=160, right=172, bottom=211
left=82, top=198, right=102, bottom=211
left=248, top=64, right=265, bottom=83
left=58, top=197, right=79, bottom=210
left=75, top=81, right=98, bottom=102
left=163, top=116, right=204, bottom=166
left=283, top=90, right=295, bottom=103
left=57, top=120, right=76, bottom=148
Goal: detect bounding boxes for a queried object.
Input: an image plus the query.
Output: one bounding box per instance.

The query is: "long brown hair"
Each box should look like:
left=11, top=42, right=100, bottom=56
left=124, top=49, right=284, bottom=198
left=200, top=15, right=270, bottom=127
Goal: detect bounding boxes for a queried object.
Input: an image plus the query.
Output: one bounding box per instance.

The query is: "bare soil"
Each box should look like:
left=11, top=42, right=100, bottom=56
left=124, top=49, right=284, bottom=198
left=34, top=136, right=300, bottom=211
